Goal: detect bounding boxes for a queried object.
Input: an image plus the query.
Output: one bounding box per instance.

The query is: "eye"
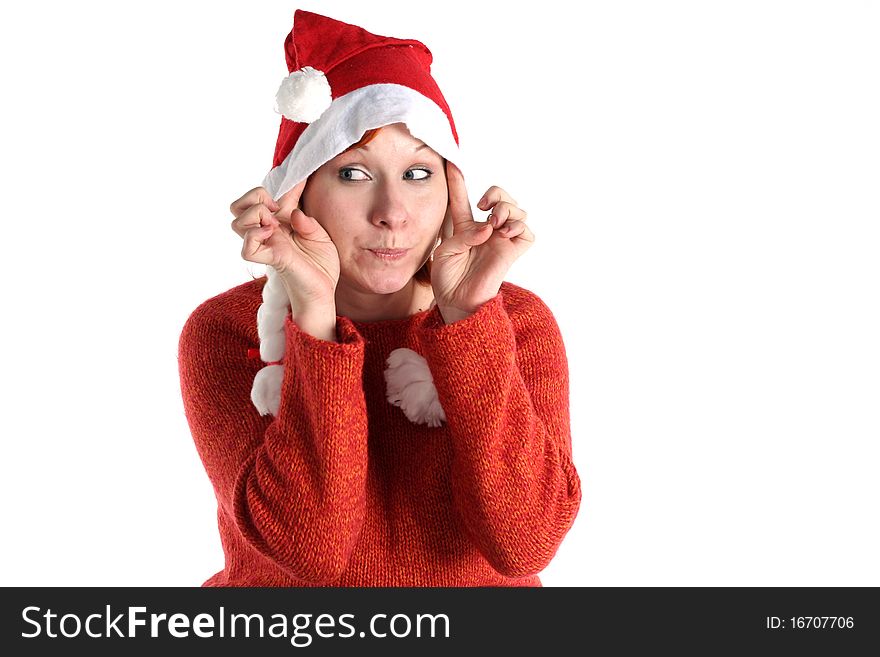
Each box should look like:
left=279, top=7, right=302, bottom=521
left=338, top=167, right=432, bottom=182
left=338, top=167, right=369, bottom=181
left=404, top=167, right=432, bottom=181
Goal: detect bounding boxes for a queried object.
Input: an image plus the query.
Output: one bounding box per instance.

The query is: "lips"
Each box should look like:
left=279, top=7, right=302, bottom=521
left=368, top=247, right=409, bottom=261
left=369, top=248, right=409, bottom=256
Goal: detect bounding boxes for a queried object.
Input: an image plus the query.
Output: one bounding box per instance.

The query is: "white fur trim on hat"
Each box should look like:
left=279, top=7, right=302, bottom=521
left=384, top=348, right=446, bottom=427
left=263, top=83, right=465, bottom=201
left=274, top=66, right=332, bottom=123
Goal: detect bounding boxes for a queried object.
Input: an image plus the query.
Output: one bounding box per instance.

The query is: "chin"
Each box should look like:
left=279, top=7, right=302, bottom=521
left=344, top=270, right=414, bottom=296
left=365, top=274, right=412, bottom=295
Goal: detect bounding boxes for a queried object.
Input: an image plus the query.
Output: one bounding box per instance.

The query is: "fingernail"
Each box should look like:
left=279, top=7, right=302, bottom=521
left=487, top=214, right=495, bottom=226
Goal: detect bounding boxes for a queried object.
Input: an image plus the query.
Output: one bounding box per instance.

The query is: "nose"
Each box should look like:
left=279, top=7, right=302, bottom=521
left=369, top=181, right=409, bottom=229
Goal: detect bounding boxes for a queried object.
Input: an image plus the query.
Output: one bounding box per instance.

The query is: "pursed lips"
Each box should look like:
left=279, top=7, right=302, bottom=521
left=368, top=248, right=409, bottom=255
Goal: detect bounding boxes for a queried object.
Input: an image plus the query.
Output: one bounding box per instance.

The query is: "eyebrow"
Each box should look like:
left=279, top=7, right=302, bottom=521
left=358, top=143, right=430, bottom=153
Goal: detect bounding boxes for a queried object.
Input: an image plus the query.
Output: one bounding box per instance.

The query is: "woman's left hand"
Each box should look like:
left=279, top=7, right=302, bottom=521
left=431, top=161, right=535, bottom=323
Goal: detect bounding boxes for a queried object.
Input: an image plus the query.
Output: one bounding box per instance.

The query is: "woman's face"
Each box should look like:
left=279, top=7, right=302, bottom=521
left=300, top=122, right=448, bottom=295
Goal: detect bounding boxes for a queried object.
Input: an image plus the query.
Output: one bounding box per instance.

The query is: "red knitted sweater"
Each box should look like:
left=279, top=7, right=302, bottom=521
left=178, top=278, right=581, bottom=587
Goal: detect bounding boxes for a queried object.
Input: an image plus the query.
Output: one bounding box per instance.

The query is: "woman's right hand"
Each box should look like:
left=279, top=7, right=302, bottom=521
left=230, top=180, right=340, bottom=312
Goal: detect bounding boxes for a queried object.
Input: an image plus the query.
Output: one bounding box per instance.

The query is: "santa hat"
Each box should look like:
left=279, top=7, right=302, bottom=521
left=250, top=10, right=460, bottom=426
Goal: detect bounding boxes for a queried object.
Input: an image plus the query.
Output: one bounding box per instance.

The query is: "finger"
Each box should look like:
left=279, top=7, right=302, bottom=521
left=496, top=219, right=526, bottom=239
left=231, top=202, right=279, bottom=239
left=435, top=223, right=493, bottom=258
left=230, top=187, right=279, bottom=218
left=445, top=161, right=474, bottom=234
left=274, top=178, right=309, bottom=222
left=498, top=220, right=536, bottom=244
left=241, top=223, right=276, bottom=264
left=289, top=208, right=330, bottom=241
left=486, top=201, right=527, bottom=229
left=476, top=186, right=518, bottom=211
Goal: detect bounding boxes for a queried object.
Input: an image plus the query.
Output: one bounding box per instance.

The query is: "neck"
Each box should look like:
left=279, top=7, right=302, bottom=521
left=335, top=279, right=435, bottom=322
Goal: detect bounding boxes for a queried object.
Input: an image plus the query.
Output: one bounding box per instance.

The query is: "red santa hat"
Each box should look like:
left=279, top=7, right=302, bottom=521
left=251, top=10, right=459, bottom=426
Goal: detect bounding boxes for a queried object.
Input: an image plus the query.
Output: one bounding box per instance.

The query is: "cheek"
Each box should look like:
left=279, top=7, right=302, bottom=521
left=307, top=201, right=351, bottom=244
left=322, top=222, right=352, bottom=253
left=425, top=196, right=448, bottom=235
left=418, top=187, right=448, bottom=221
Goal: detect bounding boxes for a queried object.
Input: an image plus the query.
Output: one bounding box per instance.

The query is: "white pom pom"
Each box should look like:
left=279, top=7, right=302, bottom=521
left=275, top=66, right=332, bottom=123
left=250, top=364, right=285, bottom=416
left=384, top=348, right=446, bottom=428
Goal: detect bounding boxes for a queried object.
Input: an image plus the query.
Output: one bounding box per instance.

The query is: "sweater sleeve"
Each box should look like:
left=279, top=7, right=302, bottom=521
left=416, top=287, right=581, bottom=578
left=178, top=304, right=369, bottom=584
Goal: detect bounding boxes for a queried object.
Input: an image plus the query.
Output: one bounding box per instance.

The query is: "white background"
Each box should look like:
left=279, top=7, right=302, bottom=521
left=0, top=0, right=877, bottom=586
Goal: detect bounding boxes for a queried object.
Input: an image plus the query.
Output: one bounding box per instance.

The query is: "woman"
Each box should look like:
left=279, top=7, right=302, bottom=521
left=178, top=9, right=581, bottom=587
